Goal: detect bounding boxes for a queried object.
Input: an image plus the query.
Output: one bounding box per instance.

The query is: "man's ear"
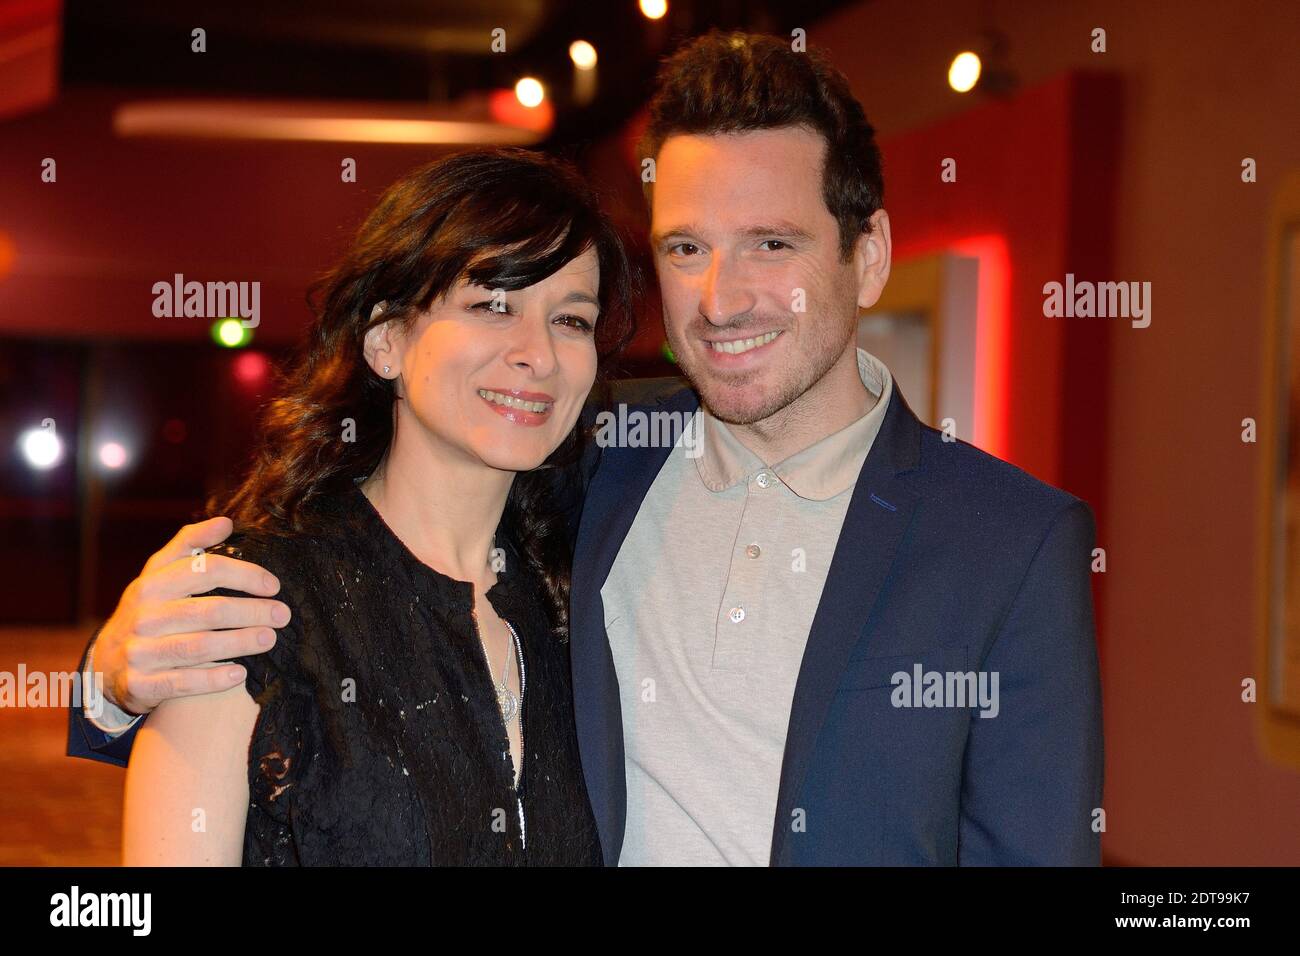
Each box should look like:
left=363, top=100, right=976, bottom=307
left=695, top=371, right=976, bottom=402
left=854, top=209, right=892, bottom=311
left=362, top=301, right=399, bottom=380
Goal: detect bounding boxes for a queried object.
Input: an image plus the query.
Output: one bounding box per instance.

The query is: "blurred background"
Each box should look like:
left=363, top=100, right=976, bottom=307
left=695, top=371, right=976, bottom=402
left=1, top=0, right=1298, bottom=865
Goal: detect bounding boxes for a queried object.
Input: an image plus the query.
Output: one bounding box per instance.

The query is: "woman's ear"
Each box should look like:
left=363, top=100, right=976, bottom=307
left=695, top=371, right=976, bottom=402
left=362, top=301, right=399, bottom=380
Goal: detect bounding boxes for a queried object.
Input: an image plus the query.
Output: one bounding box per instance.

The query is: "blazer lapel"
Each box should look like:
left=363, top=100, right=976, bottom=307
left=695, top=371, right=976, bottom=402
left=767, top=385, right=924, bottom=864
left=571, top=388, right=701, bottom=866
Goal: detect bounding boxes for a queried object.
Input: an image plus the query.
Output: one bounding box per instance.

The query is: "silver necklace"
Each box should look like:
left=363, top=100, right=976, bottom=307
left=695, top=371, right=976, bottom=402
left=480, top=620, right=523, bottom=723
left=477, top=537, right=521, bottom=722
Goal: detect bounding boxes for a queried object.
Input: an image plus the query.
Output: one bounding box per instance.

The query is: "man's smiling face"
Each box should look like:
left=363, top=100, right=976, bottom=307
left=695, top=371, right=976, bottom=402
left=650, top=125, right=871, bottom=426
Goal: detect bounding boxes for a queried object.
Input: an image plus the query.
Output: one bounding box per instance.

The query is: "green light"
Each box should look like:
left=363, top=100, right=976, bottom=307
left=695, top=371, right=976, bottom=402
left=660, top=339, right=676, bottom=364
left=212, top=318, right=252, bottom=348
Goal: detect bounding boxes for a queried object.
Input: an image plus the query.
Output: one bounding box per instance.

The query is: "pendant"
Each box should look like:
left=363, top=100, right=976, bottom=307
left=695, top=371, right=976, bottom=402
left=496, top=686, right=519, bottom=723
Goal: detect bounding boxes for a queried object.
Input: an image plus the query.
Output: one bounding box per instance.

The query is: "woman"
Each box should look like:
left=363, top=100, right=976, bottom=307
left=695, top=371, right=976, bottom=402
left=121, top=148, right=637, bottom=865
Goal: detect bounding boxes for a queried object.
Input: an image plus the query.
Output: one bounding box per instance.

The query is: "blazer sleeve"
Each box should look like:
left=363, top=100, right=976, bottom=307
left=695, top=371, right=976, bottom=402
left=65, top=627, right=143, bottom=768
left=957, top=501, right=1105, bottom=865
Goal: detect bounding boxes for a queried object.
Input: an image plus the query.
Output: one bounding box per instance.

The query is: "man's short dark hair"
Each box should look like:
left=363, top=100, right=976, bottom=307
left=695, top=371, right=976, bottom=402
left=639, top=30, right=885, bottom=261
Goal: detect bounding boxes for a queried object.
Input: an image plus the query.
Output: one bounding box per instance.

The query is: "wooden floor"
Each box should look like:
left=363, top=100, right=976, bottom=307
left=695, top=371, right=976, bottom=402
left=3, top=627, right=1133, bottom=868
left=0, top=627, right=124, bottom=866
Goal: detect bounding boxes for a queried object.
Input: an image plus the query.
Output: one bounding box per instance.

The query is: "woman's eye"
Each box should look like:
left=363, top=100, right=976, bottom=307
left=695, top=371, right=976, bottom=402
left=669, top=242, right=700, bottom=257
left=555, top=314, right=595, bottom=333
left=471, top=300, right=510, bottom=314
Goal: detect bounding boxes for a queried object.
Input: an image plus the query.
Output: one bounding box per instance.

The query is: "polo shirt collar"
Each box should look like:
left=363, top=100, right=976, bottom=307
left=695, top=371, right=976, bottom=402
left=693, top=348, right=894, bottom=501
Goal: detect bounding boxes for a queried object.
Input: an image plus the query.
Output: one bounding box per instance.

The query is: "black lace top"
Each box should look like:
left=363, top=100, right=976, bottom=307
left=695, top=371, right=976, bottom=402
left=210, top=483, right=602, bottom=866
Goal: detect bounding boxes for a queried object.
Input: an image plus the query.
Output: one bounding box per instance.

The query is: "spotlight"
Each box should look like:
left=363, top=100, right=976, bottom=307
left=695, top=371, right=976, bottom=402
left=948, top=52, right=981, bottom=93
left=20, top=426, right=62, bottom=470
left=640, top=0, right=667, bottom=19
left=514, top=77, right=545, bottom=108
left=569, top=40, right=597, bottom=70
left=948, top=32, right=1017, bottom=97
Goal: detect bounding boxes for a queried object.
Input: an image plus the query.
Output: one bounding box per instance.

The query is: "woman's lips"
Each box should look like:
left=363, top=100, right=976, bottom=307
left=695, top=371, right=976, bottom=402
left=477, top=387, right=554, bottom=427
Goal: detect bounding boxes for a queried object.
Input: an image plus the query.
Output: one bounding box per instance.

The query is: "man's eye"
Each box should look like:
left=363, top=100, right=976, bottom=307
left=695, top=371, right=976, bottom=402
left=555, top=314, right=595, bottom=333
left=669, top=242, right=701, bottom=257
left=759, top=239, right=791, bottom=251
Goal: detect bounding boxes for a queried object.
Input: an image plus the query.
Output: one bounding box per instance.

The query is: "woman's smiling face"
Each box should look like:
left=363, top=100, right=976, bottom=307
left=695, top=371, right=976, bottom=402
left=367, top=246, right=601, bottom=473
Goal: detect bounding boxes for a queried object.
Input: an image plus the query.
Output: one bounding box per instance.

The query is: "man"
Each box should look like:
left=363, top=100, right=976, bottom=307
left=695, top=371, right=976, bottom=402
left=68, top=32, right=1102, bottom=865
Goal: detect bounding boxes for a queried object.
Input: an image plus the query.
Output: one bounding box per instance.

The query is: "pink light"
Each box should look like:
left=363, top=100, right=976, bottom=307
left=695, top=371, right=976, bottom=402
left=98, top=441, right=128, bottom=470
left=233, top=350, right=269, bottom=385
left=950, top=234, right=1010, bottom=460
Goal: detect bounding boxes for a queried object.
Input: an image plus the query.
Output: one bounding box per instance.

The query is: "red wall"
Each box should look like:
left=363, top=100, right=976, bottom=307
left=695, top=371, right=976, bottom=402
left=0, top=89, right=461, bottom=346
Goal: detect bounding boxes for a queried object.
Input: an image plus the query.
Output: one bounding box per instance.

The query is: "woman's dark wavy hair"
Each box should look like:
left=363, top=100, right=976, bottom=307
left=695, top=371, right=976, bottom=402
left=209, top=148, right=639, bottom=639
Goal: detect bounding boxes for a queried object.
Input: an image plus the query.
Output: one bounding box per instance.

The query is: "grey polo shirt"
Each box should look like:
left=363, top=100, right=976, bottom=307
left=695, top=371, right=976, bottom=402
left=602, top=348, right=894, bottom=865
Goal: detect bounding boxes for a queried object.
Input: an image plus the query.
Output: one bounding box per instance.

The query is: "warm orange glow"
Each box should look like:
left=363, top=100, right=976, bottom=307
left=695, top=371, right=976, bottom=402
left=0, top=230, right=14, bottom=279
left=113, top=99, right=546, bottom=145
left=487, top=88, right=555, bottom=133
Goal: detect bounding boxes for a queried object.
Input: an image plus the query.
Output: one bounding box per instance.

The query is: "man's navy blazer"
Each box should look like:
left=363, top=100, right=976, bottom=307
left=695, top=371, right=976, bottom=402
left=68, top=379, right=1103, bottom=866
left=569, top=381, right=1103, bottom=866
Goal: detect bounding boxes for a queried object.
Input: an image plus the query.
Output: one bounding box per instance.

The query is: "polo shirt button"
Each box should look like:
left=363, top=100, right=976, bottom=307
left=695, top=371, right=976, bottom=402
left=728, top=606, right=746, bottom=623
left=755, top=472, right=772, bottom=488
left=745, top=543, right=761, bottom=559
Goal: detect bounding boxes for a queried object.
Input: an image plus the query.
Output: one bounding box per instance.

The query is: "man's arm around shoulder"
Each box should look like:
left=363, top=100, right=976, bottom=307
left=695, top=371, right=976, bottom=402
left=67, top=627, right=143, bottom=768
left=64, top=517, right=288, bottom=770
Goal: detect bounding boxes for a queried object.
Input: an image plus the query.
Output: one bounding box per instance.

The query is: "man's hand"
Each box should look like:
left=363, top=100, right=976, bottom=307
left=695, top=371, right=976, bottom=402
left=93, top=516, right=290, bottom=716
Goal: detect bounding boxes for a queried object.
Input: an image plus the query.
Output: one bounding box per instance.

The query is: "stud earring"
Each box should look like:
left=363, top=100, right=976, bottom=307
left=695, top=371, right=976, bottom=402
left=382, top=365, right=391, bottom=374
